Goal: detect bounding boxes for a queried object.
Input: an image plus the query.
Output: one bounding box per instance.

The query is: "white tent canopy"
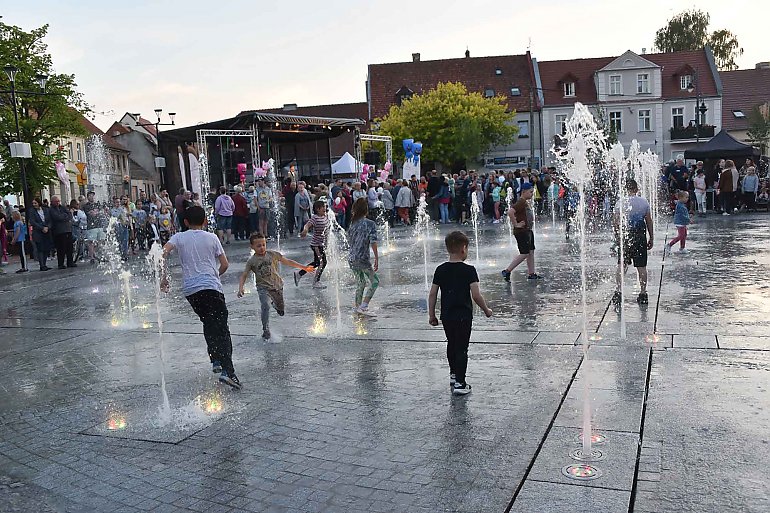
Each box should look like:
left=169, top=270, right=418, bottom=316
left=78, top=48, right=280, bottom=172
left=331, top=152, right=362, bottom=176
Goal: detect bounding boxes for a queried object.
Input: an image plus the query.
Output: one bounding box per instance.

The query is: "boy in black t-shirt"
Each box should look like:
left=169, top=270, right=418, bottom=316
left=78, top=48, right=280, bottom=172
left=429, top=231, right=493, bottom=395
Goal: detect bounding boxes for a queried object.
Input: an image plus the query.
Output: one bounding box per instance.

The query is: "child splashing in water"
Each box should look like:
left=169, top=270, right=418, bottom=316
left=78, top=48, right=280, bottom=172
left=347, top=198, right=379, bottom=316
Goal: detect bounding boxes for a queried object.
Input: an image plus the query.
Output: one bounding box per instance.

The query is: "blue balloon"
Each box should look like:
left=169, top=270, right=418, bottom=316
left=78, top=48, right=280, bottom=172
left=402, top=139, right=414, bottom=152
left=405, top=151, right=414, bottom=161
left=413, top=155, right=420, bottom=165
left=413, top=142, right=422, bottom=155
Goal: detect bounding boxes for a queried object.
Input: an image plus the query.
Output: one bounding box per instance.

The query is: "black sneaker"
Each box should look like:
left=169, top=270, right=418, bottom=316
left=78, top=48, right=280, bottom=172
left=293, top=271, right=301, bottom=287
left=637, top=292, right=649, bottom=305
left=219, top=372, right=242, bottom=390
left=15, top=268, right=29, bottom=274
left=611, top=290, right=621, bottom=305
left=501, top=269, right=511, bottom=282
left=211, top=360, right=222, bottom=373
left=450, top=373, right=456, bottom=388
left=527, top=273, right=543, bottom=280
left=262, top=328, right=271, bottom=340
left=452, top=382, right=472, bottom=396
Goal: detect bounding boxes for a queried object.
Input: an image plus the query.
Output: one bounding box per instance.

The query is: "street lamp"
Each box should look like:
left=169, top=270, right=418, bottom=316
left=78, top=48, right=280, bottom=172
left=135, top=109, right=176, bottom=189
left=686, top=70, right=709, bottom=146
left=2, top=65, right=50, bottom=219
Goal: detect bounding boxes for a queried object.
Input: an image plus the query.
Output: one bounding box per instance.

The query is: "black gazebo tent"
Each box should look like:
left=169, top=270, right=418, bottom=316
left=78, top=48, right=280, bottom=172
left=684, top=129, right=761, bottom=160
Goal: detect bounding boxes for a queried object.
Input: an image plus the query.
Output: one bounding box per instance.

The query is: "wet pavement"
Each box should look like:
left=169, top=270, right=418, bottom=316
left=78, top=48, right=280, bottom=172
left=0, top=212, right=768, bottom=512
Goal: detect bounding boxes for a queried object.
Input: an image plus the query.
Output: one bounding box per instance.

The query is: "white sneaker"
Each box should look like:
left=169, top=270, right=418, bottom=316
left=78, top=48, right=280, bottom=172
left=678, top=248, right=690, bottom=255
left=312, top=281, right=327, bottom=289
left=355, top=305, right=375, bottom=317
left=492, top=219, right=500, bottom=224
left=722, top=212, right=730, bottom=216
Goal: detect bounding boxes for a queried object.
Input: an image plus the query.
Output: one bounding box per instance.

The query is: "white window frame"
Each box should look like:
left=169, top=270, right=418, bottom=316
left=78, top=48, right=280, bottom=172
left=636, top=73, right=650, bottom=94
left=609, top=75, right=622, bottom=96
left=609, top=111, right=623, bottom=133
left=555, top=114, right=567, bottom=136
left=563, top=82, right=575, bottom=97
left=67, top=142, right=73, bottom=160
left=76, top=142, right=82, bottom=162
left=680, top=75, right=692, bottom=90
left=517, top=120, right=530, bottom=138
left=671, top=106, right=684, bottom=129
left=484, top=88, right=495, bottom=98
left=638, top=109, right=651, bottom=132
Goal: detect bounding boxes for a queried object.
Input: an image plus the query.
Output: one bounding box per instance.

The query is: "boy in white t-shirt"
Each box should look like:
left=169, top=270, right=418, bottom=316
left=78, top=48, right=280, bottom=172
left=161, top=205, right=241, bottom=390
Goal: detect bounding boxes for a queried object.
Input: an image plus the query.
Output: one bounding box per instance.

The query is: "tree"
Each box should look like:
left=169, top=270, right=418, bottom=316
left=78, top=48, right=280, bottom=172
left=376, top=82, right=517, bottom=169
left=653, top=9, right=743, bottom=70
left=0, top=22, right=88, bottom=198
left=746, top=104, right=770, bottom=154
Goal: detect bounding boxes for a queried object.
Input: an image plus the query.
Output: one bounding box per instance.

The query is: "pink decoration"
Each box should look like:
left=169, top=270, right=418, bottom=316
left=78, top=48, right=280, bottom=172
left=55, top=161, right=68, bottom=183
left=384, top=161, right=392, bottom=172
left=379, top=170, right=389, bottom=182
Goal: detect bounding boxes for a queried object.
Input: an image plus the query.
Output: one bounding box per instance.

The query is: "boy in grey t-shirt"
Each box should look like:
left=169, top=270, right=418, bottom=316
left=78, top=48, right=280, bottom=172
left=237, top=233, right=313, bottom=340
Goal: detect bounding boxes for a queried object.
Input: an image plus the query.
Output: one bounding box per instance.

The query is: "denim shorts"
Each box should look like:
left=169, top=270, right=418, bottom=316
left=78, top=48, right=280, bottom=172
left=216, top=215, right=233, bottom=231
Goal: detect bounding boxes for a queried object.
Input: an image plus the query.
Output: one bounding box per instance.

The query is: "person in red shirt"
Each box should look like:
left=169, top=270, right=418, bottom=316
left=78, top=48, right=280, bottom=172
left=232, top=186, right=250, bottom=240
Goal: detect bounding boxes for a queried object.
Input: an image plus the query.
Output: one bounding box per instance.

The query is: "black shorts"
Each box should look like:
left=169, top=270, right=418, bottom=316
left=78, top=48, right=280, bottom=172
left=620, top=228, right=647, bottom=268
left=514, top=230, right=535, bottom=254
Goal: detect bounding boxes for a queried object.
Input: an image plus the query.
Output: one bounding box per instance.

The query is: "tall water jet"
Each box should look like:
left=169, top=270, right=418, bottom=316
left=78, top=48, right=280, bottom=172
left=470, top=191, right=481, bottom=266
left=607, top=143, right=627, bottom=339
left=637, top=150, right=661, bottom=230
left=119, top=270, right=134, bottom=325
left=266, top=158, right=281, bottom=251
left=147, top=242, right=171, bottom=420
left=416, top=194, right=430, bottom=295
left=505, top=187, right=515, bottom=251
left=85, top=135, right=110, bottom=203
left=325, top=208, right=348, bottom=330
left=554, top=102, right=607, bottom=464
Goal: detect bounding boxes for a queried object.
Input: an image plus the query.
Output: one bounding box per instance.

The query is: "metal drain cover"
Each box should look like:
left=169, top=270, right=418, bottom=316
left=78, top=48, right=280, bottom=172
left=575, top=432, right=607, bottom=446
left=562, top=464, right=603, bottom=481
left=569, top=448, right=605, bottom=461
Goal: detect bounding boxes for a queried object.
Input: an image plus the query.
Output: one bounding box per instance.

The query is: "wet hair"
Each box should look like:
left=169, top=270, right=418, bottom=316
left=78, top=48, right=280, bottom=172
left=625, top=179, right=639, bottom=193
left=445, top=231, right=469, bottom=254
left=313, top=200, right=326, bottom=214
left=249, top=233, right=266, bottom=243
left=185, top=205, right=206, bottom=225
left=350, top=197, right=368, bottom=223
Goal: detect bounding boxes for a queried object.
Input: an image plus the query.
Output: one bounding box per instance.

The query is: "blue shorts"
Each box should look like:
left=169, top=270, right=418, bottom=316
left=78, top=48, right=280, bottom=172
left=216, top=215, right=233, bottom=231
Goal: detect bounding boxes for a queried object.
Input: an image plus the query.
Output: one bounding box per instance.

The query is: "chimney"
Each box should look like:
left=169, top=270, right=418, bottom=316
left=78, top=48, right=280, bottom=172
left=756, top=62, right=770, bottom=69
left=641, top=47, right=647, bottom=54
left=465, top=48, right=470, bottom=58
left=412, top=53, right=420, bottom=62
left=282, top=103, right=297, bottom=111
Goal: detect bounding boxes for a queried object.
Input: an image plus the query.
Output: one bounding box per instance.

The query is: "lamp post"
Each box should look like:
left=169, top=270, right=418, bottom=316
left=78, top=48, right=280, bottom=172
left=135, top=109, right=176, bottom=190
left=2, top=65, right=49, bottom=218
left=687, top=71, right=709, bottom=146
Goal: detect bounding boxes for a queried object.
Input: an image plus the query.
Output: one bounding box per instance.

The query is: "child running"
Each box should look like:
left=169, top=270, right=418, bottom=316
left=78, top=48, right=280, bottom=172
left=347, top=198, right=379, bottom=316
left=429, top=231, right=493, bottom=395
left=664, top=191, right=691, bottom=256
left=11, top=211, right=28, bottom=273
left=501, top=182, right=542, bottom=281
left=238, top=233, right=314, bottom=340
left=612, top=179, right=654, bottom=306
left=294, top=200, right=329, bottom=289
left=161, top=206, right=241, bottom=390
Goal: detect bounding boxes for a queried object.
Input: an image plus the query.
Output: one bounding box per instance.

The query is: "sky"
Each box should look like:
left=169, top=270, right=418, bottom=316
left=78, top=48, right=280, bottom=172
left=3, top=0, right=765, bottom=130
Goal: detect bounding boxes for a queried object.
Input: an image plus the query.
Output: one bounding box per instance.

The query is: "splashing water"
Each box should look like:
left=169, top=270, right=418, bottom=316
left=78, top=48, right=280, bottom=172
left=119, top=270, right=134, bottom=324
left=505, top=187, right=515, bottom=251
left=147, top=242, right=171, bottom=422
left=266, top=158, right=281, bottom=252
left=470, top=191, right=481, bottom=266
left=85, top=135, right=110, bottom=203
left=326, top=208, right=348, bottom=330
left=416, top=194, right=431, bottom=295
left=607, top=142, right=627, bottom=340
left=553, top=102, right=607, bottom=460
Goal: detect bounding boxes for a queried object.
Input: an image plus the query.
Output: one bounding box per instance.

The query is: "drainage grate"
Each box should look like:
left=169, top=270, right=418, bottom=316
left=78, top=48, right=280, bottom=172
left=562, top=464, right=602, bottom=481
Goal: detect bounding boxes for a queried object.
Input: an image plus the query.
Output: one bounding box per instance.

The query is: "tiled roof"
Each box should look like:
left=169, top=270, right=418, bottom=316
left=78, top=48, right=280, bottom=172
left=537, top=49, right=718, bottom=107
left=241, top=102, right=368, bottom=121
left=137, top=117, right=158, bottom=136
left=720, top=68, right=770, bottom=131
left=367, top=53, right=536, bottom=120
left=80, top=116, right=128, bottom=152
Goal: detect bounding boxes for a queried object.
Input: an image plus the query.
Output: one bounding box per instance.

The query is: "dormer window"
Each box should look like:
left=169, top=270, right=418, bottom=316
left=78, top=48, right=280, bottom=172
left=495, top=68, right=502, bottom=75
left=564, top=82, right=575, bottom=97
left=484, top=88, right=495, bottom=98
left=680, top=75, right=692, bottom=90
left=510, top=87, right=521, bottom=96
left=733, top=110, right=746, bottom=118
left=395, top=85, right=414, bottom=106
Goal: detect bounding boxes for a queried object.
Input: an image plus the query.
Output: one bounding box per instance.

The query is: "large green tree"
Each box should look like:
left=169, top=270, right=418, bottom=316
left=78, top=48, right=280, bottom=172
left=376, top=82, right=517, bottom=169
left=0, top=22, right=88, bottom=198
left=654, top=9, right=743, bottom=70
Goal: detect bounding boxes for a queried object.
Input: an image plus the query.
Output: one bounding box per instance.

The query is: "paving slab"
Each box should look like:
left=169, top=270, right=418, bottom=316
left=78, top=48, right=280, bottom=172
left=510, top=480, right=630, bottom=513
left=672, top=334, right=718, bottom=348
left=717, top=335, right=768, bottom=351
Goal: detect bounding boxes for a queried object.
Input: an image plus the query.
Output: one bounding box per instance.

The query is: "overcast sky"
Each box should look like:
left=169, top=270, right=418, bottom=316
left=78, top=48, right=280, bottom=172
left=4, top=0, right=765, bottom=130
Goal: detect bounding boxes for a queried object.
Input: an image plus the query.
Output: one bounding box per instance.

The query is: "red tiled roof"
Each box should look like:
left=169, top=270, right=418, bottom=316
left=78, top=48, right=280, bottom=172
left=367, top=53, right=536, bottom=120
left=107, top=121, right=131, bottom=137
left=719, top=68, right=770, bottom=131
left=537, top=49, right=717, bottom=106
left=138, top=117, right=158, bottom=136
left=241, top=102, right=368, bottom=120
left=80, top=116, right=128, bottom=152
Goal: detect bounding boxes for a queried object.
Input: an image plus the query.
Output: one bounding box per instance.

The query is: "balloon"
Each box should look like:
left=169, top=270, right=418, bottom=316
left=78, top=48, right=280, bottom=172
left=413, top=142, right=423, bottom=155
left=335, top=197, right=341, bottom=205
left=261, top=161, right=270, bottom=171
left=377, top=187, right=383, bottom=194
left=402, top=139, right=413, bottom=152
left=405, top=151, right=414, bottom=161
left=237, top=163, right=247, bottom=173
left=380, top=170, right=389, bottom=182
left=384, top=161, right=392, bottom=172
left=363, top=164, right=370, bottom=174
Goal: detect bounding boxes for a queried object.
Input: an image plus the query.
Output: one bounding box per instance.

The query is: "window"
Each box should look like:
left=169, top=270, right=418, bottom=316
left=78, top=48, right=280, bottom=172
left=484, top=88, right=495, bottom=98
left=732, top=110, right=745, bottom=118
left=609, top=75, right=622, bottom=95
left=563, top=82, right=575, bottom=97
left=510, top=87, right=521, bottom=96
left=638, top=110, right=651, bottom=132
left=609, top=111, right=622, bottom=133
left=517, top=120, right=529, bottom=138
left=637, top=73, right=650, bottom=94
left=495, top=68, right=502, bottom=75
left=672, top=107, right=684, bottom=128
left=555, top=114, right=567, bottom=136
left=67, top=142, right=73, bottom=160
left=680, top=75, right=692, bottom=90
left=76, top=143, right=82, bottom=161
